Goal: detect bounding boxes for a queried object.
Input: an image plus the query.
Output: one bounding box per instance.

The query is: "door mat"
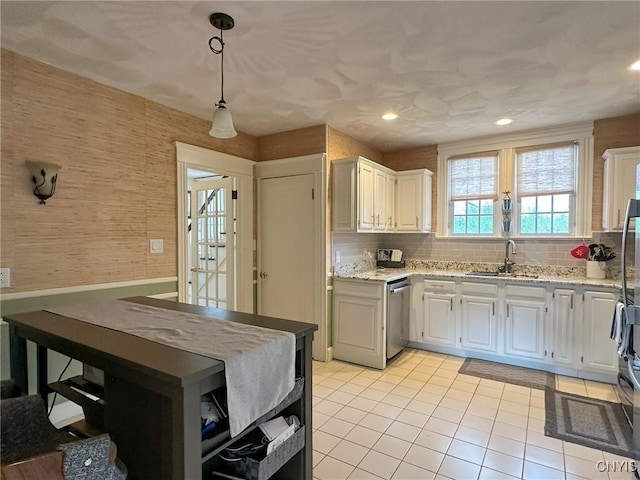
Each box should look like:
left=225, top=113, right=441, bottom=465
left=545, top=387, right=636, bottom=458
left=457, top=358, right=555, bottom=390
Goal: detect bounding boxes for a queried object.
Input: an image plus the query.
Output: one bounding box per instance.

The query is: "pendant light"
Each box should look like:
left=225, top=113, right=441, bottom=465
left=208, top=12, right=237, bottom=139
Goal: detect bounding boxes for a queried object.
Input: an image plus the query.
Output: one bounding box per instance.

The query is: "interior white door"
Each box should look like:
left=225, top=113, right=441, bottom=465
left=259, top=174, right=315, bottom=327
left=190, top=178, right=235, bottom=309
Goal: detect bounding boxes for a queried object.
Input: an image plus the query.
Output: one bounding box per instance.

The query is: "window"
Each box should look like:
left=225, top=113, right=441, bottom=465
left=448, top=153, right=498, bottom=235
left=437, top=122, right=593, bottom=238
left=516, top=143, right=576, bottom=235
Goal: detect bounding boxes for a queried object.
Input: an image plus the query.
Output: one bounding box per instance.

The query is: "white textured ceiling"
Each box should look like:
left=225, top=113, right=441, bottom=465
left=1, top=1, right=639, bottom=151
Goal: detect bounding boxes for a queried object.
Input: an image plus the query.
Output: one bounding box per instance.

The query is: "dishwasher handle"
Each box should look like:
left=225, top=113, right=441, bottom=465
left=389, top=285, right=409, bottom=294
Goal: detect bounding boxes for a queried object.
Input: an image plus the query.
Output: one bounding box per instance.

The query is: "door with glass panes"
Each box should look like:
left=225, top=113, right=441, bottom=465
left=190, top=178, right=235, bottom=309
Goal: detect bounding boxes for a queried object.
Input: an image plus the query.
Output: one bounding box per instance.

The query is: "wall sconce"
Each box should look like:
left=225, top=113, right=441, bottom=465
left=208, top=12, right=237, bottom=139
left=26, top=161, right=61, bottom=204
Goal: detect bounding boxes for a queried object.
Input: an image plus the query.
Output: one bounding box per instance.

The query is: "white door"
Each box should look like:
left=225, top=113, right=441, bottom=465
left=581, top=291, right=618, bottom=374
left=461, top=295, right=497, bottom=353
left=423, top=293, right=456, bottom=346
left=358, top=163, right=375, bottom=231
left=551, top=289, right=576, bottom=367
left=190, top=178, right=235, bottom=309
left=504, top=299, right=546, bottom=360
left=395, top=174, right=421, bottom=232
left=333, top=280, right=385, bottom=369
left=259, top=175, right=315, bottom=327
left=373, top=168, right=386, bottom=231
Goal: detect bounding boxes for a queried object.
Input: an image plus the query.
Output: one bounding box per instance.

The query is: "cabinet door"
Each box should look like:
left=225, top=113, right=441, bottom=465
left=332, top=161, right=357, bottom=232
left=423, top=173, right=432, bottom=232
left=460, top=295, right=497, bottom=353
left=603, top=147, right=640, bottom=231
left=504, top=299, right=546, bottom=360
left=358, top=162, right=375, bottom=231
left=386, top=174, right=395, bottom=231
left=409, top=282, right=423, bottom=342
left=551, top=289, right=576, bottom=367
left=395, top=174, right=422, bottom=232
left=333, top=291, right=385, bottom=369
left=373, top=168, right=387, bottom=231
left=581, top=291, right=618, bottom=374
left=422, top=292, right=456, bottom=346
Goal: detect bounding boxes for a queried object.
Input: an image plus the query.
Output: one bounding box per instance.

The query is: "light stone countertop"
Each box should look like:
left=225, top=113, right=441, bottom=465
left=333, top=261, right=624, bottom=289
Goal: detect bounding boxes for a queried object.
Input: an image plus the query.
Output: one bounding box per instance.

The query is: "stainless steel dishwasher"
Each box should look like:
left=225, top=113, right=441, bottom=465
left=386, top=277, right=410, bottom=359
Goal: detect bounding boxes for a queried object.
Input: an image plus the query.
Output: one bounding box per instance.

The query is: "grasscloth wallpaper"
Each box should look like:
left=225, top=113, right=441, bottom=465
left=1, top=49, right=638, bottom=294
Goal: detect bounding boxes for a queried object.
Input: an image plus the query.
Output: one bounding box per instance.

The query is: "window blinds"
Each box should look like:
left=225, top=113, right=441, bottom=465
left=449, top=153, right=498, bottom=201
left=516, top=143, right=576, bottom=197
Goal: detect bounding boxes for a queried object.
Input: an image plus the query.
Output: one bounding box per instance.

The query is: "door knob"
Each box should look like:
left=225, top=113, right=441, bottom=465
left=190, top=267, right=197, bottom=272
left=260, top=272, right=268, bottom=279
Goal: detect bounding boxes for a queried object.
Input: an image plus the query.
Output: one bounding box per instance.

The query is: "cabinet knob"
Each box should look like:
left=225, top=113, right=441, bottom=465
left=260, top=272, right=268, bottom=279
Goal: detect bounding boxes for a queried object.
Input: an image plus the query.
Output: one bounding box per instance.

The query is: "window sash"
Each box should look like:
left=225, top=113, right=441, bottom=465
left=448, top=153, right=498, bottom=201
left=517, top=193, right=574, bottom=235
left=516, top=143, right=576, bottom=197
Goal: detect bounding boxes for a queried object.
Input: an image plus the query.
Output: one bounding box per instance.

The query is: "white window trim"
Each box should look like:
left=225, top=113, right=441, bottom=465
left=437, top=121, right=593, bottom=238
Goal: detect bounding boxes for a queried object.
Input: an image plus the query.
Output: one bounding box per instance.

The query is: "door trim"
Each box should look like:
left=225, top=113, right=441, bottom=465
left=255, top=153, right=328, bottom=361
left=175, top=142, right=255, bottom=313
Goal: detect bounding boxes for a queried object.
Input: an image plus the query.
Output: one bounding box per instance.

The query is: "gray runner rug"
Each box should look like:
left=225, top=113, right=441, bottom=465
left=545, top=388, right=635, bottom=458
left=457, top=358, right=555, bottom=390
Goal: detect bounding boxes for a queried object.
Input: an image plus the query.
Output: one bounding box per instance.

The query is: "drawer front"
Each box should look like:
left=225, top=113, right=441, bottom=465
left=423, top=279, right=456, bottom=293
left=504, top=284, right=546, bottom=299
left=334, top=279, right=384, bottom=298
left=460, top=282, right=498, bottom=296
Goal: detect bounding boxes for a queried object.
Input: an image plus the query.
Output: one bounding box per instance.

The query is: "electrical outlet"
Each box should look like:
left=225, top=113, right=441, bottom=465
left=0, top=268, right=10, bottom=288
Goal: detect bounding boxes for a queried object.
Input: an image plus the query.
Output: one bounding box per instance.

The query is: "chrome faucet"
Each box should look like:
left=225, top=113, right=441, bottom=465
left=504, top=240, right=517, bottom=273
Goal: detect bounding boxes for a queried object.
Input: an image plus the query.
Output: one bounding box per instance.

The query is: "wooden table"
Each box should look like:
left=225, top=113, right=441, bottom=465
left=5, top=297, right=317, bottom=480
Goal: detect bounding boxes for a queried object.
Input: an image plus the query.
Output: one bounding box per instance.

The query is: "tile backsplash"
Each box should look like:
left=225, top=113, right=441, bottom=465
left=332, top=231, right=629, bottom=279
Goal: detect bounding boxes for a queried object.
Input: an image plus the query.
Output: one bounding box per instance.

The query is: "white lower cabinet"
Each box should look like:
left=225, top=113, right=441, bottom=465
left=420, top=280, right=456, bottom=346
left=549, top=288, right=577, bottom=368
left=580, top=290, right=619, bottom=375
left=333, top=279, right=385, bottom=369
left=504, top=285, right=547, bottom=361
left=423, top=293, right=456, bottom=346
left=459, top=282, right=498, bottom=353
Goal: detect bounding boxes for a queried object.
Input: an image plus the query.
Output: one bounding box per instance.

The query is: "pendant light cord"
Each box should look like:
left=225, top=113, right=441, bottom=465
left=208, top=30, right=226, bottom=105
left=220, top=29, right=225, bottom=104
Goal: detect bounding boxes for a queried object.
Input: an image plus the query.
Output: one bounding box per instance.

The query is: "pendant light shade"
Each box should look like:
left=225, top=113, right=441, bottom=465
left=208, top=13, right=237, bottom=139
left=209, top=100, right=237, bottom=139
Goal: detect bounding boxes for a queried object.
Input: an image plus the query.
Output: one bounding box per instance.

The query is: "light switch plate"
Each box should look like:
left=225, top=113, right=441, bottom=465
left=150, top=239, right=164, bottom=254
left=0, top=268, right=10, bottom=288
left=335, top=251, right=341, bottom=264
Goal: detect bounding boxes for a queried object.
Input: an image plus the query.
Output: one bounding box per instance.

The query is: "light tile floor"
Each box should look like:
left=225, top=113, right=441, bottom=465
left=312, top=349, right=635, bottom=480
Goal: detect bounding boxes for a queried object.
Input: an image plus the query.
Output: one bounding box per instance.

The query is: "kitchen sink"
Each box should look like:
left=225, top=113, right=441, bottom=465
left=466, top=271, right=500, bottom=276
left=465, top=271, right=538, bottom=279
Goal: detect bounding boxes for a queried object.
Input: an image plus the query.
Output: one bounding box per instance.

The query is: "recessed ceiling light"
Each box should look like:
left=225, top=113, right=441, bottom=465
left=382, top=112, right=398, bottom=120
left=628, top=59, right=640, bottom=71
left=496, top=118, right=513, bottom=126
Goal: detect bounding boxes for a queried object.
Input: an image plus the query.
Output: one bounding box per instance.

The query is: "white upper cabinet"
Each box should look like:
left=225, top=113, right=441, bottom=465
left=358, top=161, right=375, bottom=231
left=332, top=157, right=394, bottom=233
left=602, top=146, right=640, bottom=231
left=395, top=170, right=432, bottom=232
left=386, top=173, right=396, bottom=232
left=332, top=156, right=432, bottom=233
left=332, top=160, right=358, bottom=232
